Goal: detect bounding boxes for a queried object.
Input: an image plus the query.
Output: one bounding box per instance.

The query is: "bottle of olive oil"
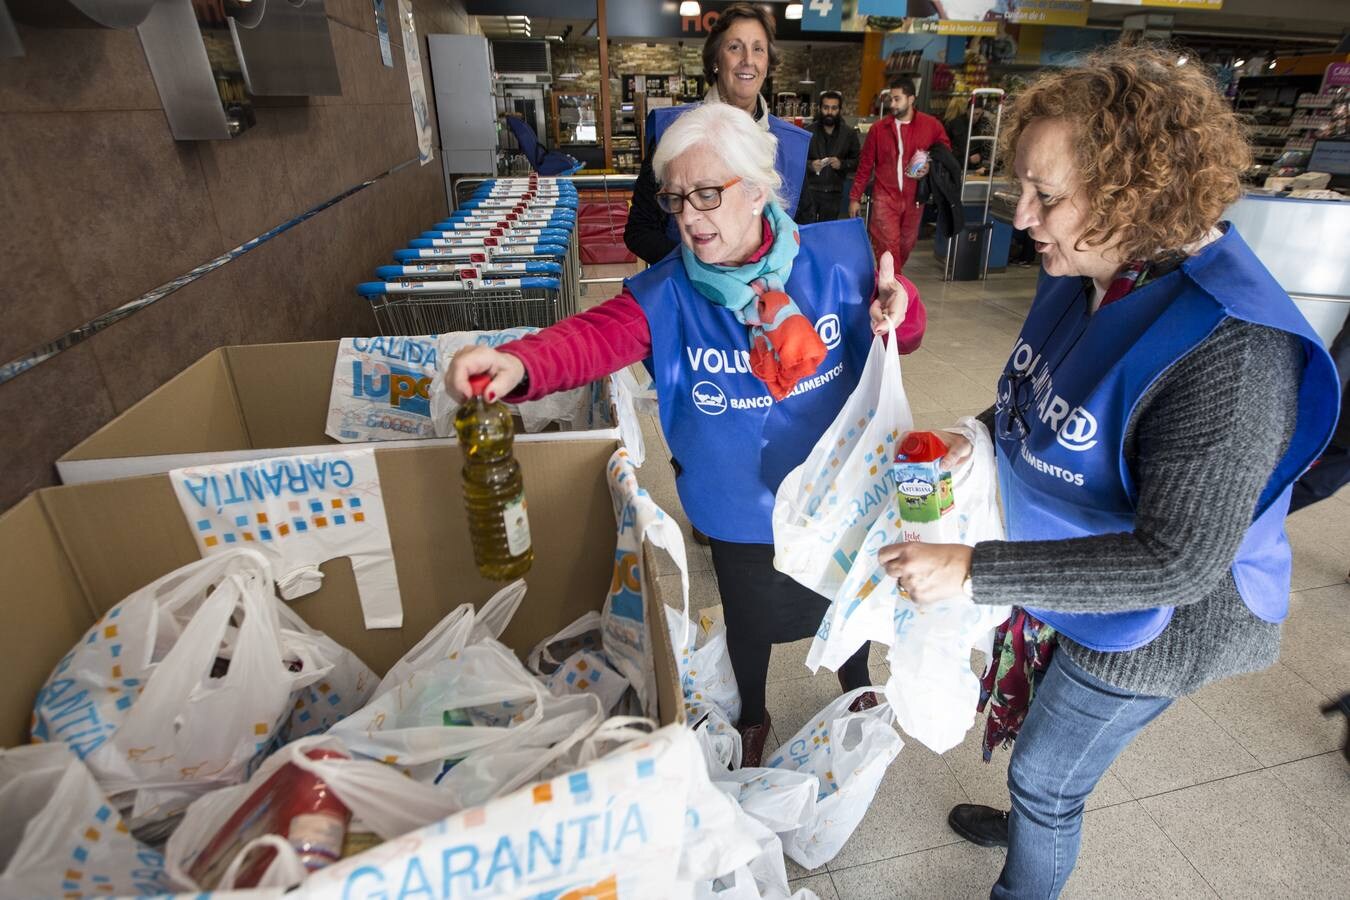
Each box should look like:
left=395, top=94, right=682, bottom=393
left=453, top=373, right=533, bottom=580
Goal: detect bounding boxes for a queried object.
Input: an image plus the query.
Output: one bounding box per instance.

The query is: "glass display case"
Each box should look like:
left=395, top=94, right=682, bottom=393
left=551, top=92, right=599, bottom=146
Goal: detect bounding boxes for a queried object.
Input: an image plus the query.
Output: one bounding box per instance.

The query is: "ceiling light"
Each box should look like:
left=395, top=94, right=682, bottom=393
left=786, top=3, right=804, bottom=19
left=679, top=2, right=701, bottom=16
left=1234, top=58, right=1246, bottom=67
left=1268, top=60, right=1278, bottom=69
left=1176, top=55, right=1188, bottom=65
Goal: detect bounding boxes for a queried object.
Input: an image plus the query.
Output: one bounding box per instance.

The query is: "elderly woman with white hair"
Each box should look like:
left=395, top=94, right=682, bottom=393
left=447, top=103, right=928, bottom=766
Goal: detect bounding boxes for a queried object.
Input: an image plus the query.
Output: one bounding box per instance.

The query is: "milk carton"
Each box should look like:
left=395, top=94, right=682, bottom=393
left=894, top=431, right=957, bottom=543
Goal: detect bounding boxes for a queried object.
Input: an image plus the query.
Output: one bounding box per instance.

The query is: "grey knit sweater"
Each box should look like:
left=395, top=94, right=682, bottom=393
left=971, top=318, right=1304, bottom=698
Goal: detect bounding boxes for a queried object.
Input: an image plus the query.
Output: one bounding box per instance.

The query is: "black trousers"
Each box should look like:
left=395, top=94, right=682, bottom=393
left=708, top=538, right=873, bottom=726
left=796, top=188, right=845, bottom=225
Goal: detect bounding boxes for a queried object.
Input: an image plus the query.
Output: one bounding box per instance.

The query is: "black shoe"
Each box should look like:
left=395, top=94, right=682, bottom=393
left=947, top=803, right=1009, bottom=848
left=1321, top=693, right=1350, bottom=764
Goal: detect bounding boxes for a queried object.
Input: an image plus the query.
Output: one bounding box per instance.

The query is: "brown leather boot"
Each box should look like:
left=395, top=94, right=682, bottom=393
left=737, top=710, right=773, bottom=768
left=838, top=672, right=879, bottom=712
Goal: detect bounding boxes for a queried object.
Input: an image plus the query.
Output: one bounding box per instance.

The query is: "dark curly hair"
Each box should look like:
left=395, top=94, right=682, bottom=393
left=1000, top=44, right=1252, bottom=262
left=702, top=2, right=780, bottom=84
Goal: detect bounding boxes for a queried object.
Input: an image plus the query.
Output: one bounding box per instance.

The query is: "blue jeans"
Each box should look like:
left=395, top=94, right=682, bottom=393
left=992, top=651, right=1172, bottom=899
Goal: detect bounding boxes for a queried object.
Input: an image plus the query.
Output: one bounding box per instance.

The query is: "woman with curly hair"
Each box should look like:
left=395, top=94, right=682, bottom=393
left=878, top=44, right=1340, bottom=896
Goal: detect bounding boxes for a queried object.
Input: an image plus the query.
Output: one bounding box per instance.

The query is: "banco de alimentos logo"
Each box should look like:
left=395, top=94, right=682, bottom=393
left=692, top=380, right=727, bottom=415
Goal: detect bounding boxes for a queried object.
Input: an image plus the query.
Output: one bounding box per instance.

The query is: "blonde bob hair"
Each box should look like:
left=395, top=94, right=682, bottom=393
left=651, top=102, right=785, bottom=211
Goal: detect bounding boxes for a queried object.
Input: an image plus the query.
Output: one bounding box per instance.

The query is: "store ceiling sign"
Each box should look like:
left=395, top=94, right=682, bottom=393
left=900, top=2, right=1004, bottom=36
left=1007, top=1, right=1088, bottom=27
left=802, top=0, right=845, bottom=32
left=908, top=17, right=998, bottom=38
left=1326, top=63, right=1350, bottom=88
left=1110, top=0, right=1223, bottom=9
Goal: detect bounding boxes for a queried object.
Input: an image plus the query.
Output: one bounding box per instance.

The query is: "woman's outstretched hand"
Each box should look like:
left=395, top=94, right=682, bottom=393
left=870, top=251, right=910, bottom=336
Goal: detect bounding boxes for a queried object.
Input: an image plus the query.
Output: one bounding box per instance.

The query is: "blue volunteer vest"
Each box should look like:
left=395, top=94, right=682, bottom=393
left=627, top=217, right=875, bottom=543
left=647, top=103, right=810, bottom=244
left=994, top=225, right=1339, bottom=652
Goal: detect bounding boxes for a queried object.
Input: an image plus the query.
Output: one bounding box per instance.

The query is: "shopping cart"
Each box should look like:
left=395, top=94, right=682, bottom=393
left=358, top=276, right=565, bottom=334
left=421, top=224, right=573, bottom=243
left=375, top=260, right=563, bottom=282
left=351, top=174, right=583, bottom=335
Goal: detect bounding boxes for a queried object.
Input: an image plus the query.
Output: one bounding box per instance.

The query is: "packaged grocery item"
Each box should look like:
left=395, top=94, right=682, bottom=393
left=894, top=430, right=956, bottom=543
left=454, top=373, right=533, bottom=580
left=906, top=148, right=930, bottom=178
left=185, top=748, right=351, bottom=890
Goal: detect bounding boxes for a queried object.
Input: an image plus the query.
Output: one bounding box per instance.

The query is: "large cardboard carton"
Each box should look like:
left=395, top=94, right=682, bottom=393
left=56, top=342, right=631, bottom=484
left=2, top=438, right=680, bottom=750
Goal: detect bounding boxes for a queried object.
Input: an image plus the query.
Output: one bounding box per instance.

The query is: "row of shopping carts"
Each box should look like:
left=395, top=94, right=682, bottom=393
left=357, top=176, right=581, bottom=334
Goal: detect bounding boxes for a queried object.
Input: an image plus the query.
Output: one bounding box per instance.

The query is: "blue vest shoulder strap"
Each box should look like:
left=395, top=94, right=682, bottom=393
left=1181, top=227, right=1342, bottom=514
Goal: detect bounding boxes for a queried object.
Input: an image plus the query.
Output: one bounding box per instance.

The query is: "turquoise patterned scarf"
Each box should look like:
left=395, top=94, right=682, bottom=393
left=681, top=203, right=828, bottom=400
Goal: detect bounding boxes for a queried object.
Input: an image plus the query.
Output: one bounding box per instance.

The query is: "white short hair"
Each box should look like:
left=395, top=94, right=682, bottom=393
left=651, top=103, right=785, bottom=209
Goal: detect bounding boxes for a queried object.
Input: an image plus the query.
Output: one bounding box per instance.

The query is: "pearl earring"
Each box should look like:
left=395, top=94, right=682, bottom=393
left=753, top=207, right=761, bottom=215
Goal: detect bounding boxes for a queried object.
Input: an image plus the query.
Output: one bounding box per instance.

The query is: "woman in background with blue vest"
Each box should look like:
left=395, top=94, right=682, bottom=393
left=448, top=103, right=926, bottom=768
left=880, top=46, right=1340, bottom=898
left=623, top=2, right=810, bottom=266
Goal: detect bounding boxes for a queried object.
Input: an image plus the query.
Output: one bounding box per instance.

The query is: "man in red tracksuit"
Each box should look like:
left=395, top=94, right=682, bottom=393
left=849, top=77, right=951, bottom=272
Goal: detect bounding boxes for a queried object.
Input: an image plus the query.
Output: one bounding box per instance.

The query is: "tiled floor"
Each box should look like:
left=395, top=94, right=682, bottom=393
left=580, top=248, right=1350, bottom=899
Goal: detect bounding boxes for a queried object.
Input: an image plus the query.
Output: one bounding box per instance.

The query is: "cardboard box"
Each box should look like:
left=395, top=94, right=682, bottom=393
left=3, top=438, right=681, bottom=750
left=56, top=341, right=631, bottom=485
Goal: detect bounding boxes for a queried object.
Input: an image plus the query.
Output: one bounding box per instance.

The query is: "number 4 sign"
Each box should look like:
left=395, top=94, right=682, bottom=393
left=801, top=0, right=843, bottom=32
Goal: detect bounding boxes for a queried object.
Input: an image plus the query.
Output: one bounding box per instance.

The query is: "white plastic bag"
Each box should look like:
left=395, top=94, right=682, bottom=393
left=273, top=602, right=378, bottom=743
left=694, top=822, right=819, bottom=900
left=605, top=447, right=690, bottom=715
left=373, top=580, right=526, bottom=698
left=169, top=449, right=404, bottom=630
left=526, top=612, right=629, bottom=713
left=543, top=649, right=630, bottom=715
left=166, top=736, right=464, bottom=892
left=690, top=702, right=742, bottom=773
left=767, top=688, right=904, bottom=870
left=326, top=336, right=440, bottom=442
left=667, top=604, right=742, bottom=726
left=526, top=610, right=604, bottom=676
left=430, top=328, right=591, bottom=434
left=31, top=550, right=316, bottom=829
left=713, top=767, right=819, bottom=836
left=0, top=743, right=174, bottom=899
left=327, top=640, right=552, bottom=782
left=294, top=724, right=706, bottom=899
left=812, top=418, right=1009, bottom=753
left=431, top=691, right=605, bottom=808
left=773, top=329, right=914, bottom=599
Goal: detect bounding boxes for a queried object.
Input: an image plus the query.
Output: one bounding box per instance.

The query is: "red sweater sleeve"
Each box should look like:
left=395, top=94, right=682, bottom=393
left=497, top=290, right=651, bottom=401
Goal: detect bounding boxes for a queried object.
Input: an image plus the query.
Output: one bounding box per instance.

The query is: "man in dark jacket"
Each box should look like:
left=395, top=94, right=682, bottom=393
left=797, top=91, right=860, bottom=225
